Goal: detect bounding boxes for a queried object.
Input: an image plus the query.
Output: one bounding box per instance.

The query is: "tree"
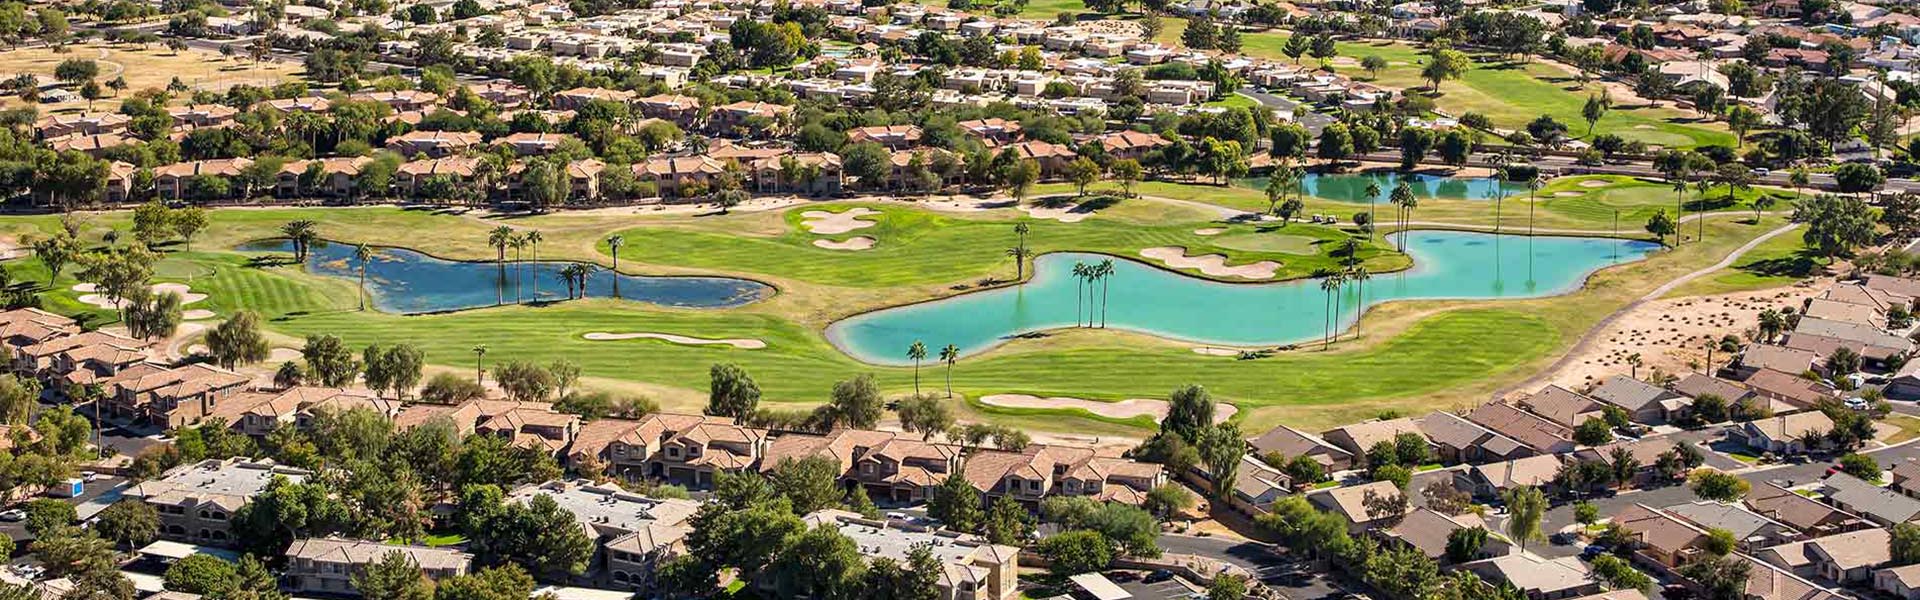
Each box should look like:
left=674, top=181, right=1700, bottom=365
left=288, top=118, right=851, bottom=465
left=1726, top=105, right=1762, bottom=147
left=706, top=363, right=760, bottom=419
left=1681, top=556, right=1752, bottom=600
left=927, top=473, right=981, bottom=532
left=1036, top=530, right=1111, bottom=576
left=771, top=456, right=842, bottom=514
left=163, top=555, right=236, bottom=595
left=938, top=344, right=959, bottom=399
left=862, top=548, right=941, bottom=600
left=1794, top=194, right=1877, bottom=258
left=1574, top=417, right=1614, bottom=446
left=1445, top=526, right=1488, bottom=563
left=1196, top=424, right=1242, bottom=501
left=303, top=334, right=358, bottom=387
left=1591, top=554, right=1653, bottom=591
left=1143, top=483, right=1196, bottom=520
left=1834, top=163, right=1884, bottom=196
left=466, top=494, right=593, bottom=581
left=92, top=500, right=158, bottom=551
left=1422, top=49, right=1471, bottom=91
left=355, top=550, right=432, bottom=600
left=1645, top=209, right=1677, bottom=247
left=1286, top=454, right=1327, bottom=485
left=907, top=341, right=927, bottom=396
left=1839, top=452, right=1880, bottom=481
left=1361, top=55, right=1388, bottom=79
left=1065, top=157, right=1100, bottom=197
left=433, top=566, right=535, bottom=600
left=894, top=395, right=953, bottom=440
left=279, top=219, right=320, bottom=262
left=1581, top=94, right=1610, bottom=137
left=1111, top=159, right=1142, bottom=198
left=1207, top=573, right=1249, bottom=600
left=24, top=498, right=76, bottom=536
left=984, top=495, right=1033, bottom=546
left=1501, top=485, right=1546, bottom=551
left=1688, top=470, right=1750, bottom=502
left=1893, top=522, right=1920, bottom=566
left=827, top=374, right=884, bottom=429
left=491, top=361, right=555, bottom=402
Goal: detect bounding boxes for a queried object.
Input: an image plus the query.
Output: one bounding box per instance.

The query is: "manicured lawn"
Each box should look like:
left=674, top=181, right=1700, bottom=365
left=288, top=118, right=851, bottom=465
left=1882, top=415, right=1920, bottom=445
left=1727, top=452, right=1761, bottom=465
left=1663, top=223, right=1822, bottom=298
left=1535, top=175, right=1795, bottom=229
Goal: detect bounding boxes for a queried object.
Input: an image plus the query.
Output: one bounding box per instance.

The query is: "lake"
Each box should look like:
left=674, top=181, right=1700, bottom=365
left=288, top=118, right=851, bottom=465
left=825, top=230, right=1659, bottom=364
left=240, top=240, right=773, bottom=314
left=1236, top=171, right=1528, bottom=203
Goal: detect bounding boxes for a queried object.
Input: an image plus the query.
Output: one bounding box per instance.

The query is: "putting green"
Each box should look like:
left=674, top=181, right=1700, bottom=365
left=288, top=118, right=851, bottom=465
left=1207, top=232, right=1321, bottom=254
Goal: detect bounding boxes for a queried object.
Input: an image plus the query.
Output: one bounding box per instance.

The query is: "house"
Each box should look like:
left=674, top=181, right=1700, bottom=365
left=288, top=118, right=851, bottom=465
left=1321, top=417, right=1428, bottom=458
left=205, top=386, right=388, bottom=437
left=1736, top=553, right=1846, bottom=600
left=167, top=104, right=239, bottom=129
left=1457, top=553, right=1602, bottom=600
left=1670, top=374, right=1754, bottom=415
left=1457, top=455, right=1562, bottom=499
left=1004, top=140, right=1077, bottom=175
left=750, top=152, right=844, bottom=196
left=1308, top=480, right=1409, bottom=532
left=1893, top=461, right=1920, bottom=498
left=845, top=125, right=923, bottom=150
left=102, top=363, right=249, bottom=428
left=1380, top=508, right=1509, bottom=562
left=123, top=458, right=310, bottom=546
left=385, top=130, right=484, bottom=158
left=837, top=431, right=961, bottom=503
left=635, top=94, right=701, bottom=125
left=710, top=101, right=794, bottom=136
left=1228, top=456, right=1291, bottom=513
left=1876, top=563, right=1920, bottom=600
left=284, top=538, right=472, bottom=596
left=1734, top=411, right=1837, bottom=455
left=47, top=133, right=132, bottom=156
left=349, top=90, right=442, bottom=112
left=636, top=155, right=729, bottom=198
left=1611, top=504, right=1707, bottom=568
left=35, top=112, right=130, bottom=139
left=1570, top=438, right=1684, bottom=488
left=1824, top=473, right=1920, bottom=527
left=1663, top=501, right=1801, bottom=552
left=503, top=480, right=697, bottom=590
left=1419, top=411, right=1530, bottom=465
left=476, top=407, right=581, bottom=455
left=1588, top=375, right=1682, bottom=425
left=154, top=159, right=253, bottom=201
left=262, top=96, right=333, bottom=114
left=802, top=510, right=1021, bottom=600
left=957, top=118, right=1022, bottom=145
left=493, top=132, right=577, bottom=156
left=277, top=157, right=373, bottom=198
left=1774, top=527, right=1893, bottom=584
left=1516, top=385, right=1605, bottom=428
left=1249, top=424, right=1356, bottom=472
left=1093, top=130, right=1171, bottom=162
left=1466, top=402, right=1576, bottom=454
left=395, top=157, right=482, bottom=197
left=1741, top=345, right=1822, bottom=377
left=1747, top=482, right=1867, bottom=538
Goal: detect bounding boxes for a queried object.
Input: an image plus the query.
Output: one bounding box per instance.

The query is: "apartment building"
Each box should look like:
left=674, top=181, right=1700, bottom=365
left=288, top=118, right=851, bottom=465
left=963, top=444, right=1164, bottom=507
left=504, top=480, right=698, bottom=590
left=802, top=510, right=1021, bottom=600
left=102, top=362, right=249, bottom=428
left=123, top=458, right=311, bottom=545
left=285, top=538, right=472, bottom=596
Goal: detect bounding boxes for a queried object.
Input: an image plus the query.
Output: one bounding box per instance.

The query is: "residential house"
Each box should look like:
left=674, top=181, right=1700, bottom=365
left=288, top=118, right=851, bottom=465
left=635, top=94, right=701, bottom=125
left=349, top=90, right=442, bottom=112
left=154, top=159, right=253, bottom=201
left=284, top=538, right=472, bottom=596
left=1876, top=563, right=1920, bottom=600
left=35, top=112, right=130, bottom=139
left=1419, top=411, right=1530, bottom=465
left=1669, top=374, right=1754, bottom=417
left=103, top=363, right=249, bottom=428
left=1611, top=504, right=1707, bottom=568
left=803, top=510, right=1021, bottom=600
left=206, top=386, right=389, bottom=437
left=385, top=130, right=484, bottom=158
left=1228, top=456, right=1291, bottom=514
left=957, top=118, right=1022, bottom=145
left=1663, top=501, right=1802, bottom=552
left=1893, top=461, right=1920, bottom=498
left=1762, top=527, right=1892, bottom=584
left=1321, top=417, right=1428, bottom=458
left=1734, top=411, right=1837, bottom=455
left=167, top=104, right=239, bottom=129
left=277, top=157, right=373, bottom=198
left=47, top=133, right=132, bottom=156
left=709, top=101, right=794, bottom=136
left=750, top=152, right=843, bottom=195
left=123, top=458, right=310, bottom=545
left=1588, top=375, right=1682, bottom=425
left=1747, top=482, right=1867, bottom=538
left=964, top=444, right=1164, bottom=507
left=636, top=155, right=729, bottom=198
left=1570, top=438, right=1686, bottom=488
left=494, top=132, right=577, bottom=156
left=1517, top=385, right=1605, bottom=428
left=1248, top=424, right=1356, bottom=472
left=1380, top=508, right=1509, bottom=562
left=1733, top=554, right=1845, bottom=600
left=395, top=157, right=482, bottom=197
left=1466, top=402, right=1576, bottom=454
left=1824, top=473, right=1920, bottom=527
left=1308, top=480, right=1409, bottom=532
left=846, top=125, right=923, bottom=150
left=1457, top=454, right=1563, bottom=499
left=1004, top=140, right=1077, bottom=175
left=1741, top=345, right=1822, bottom=377
left=1457, top=553, right=1602, bottom=600
left=475, top=407, right=581, bottom=456
left=261, top=96, right=333, bottom=114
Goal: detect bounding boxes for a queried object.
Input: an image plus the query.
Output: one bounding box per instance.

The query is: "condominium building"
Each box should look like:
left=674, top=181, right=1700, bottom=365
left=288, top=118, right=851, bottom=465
left=284, top=538, right=472, bottom=596
left=504, top=480, right=699, bottom=590
left=123, top=458, right=310, bottom=546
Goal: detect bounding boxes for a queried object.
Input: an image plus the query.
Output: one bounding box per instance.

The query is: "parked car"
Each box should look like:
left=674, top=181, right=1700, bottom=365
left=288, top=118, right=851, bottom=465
left=1582, top=544, right=1611, bottom=558
left=0, top=509, right=25, bottom=522
left=1145, top=570, right=1175, bottom=583
left=1549, top=532, right=1576, bottom=545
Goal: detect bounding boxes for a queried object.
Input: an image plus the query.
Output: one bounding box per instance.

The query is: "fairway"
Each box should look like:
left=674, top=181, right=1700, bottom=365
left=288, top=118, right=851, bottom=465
left=0, top=186, right=1795, bottom=433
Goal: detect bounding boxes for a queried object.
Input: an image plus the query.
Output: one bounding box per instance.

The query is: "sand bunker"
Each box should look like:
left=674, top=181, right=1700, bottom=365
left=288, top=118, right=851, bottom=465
left=1192, top=347, right=1243, bottom=356
left=1140, top=247, right=1278, bottom=280
left=268, top=348, right=302, bottom=362
left=73, top=282, right=209, bottom=309
left=1577, top=179, right=1611, bottom=188
left=182, top=309, right=216, bottom=320
left=1024, top=204, right=1091, bottom=223
left=981, top=394, right=1238, bottom=422
left=812, top=237, right=875, bottom=251
left=1554, top=191, right=1584, bottom=197
left=1194, top=228, right=1227, bottom=236
left=583, top=331, right=767, bottom=349
left=800, top=208, right=879, bottom=234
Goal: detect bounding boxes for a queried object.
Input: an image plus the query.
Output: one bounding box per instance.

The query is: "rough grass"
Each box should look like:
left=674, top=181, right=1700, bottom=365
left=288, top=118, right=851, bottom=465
left=0, top=42, right=304, bottom=114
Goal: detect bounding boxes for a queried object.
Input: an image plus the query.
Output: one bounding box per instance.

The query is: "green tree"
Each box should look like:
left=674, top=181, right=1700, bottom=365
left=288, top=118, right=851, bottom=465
left=984, top=495, right=1033, bottom=546
left=162, top=554, right=236, bottom=595
left=1688, top=470, right=1750, bottom=502
left=927, top=473, right=982, bottom=532
left=1794, top=194, right=1877, bottom=258
left=1840, top=452, right=1880, bottom=481
left=1162, top=384, right=1215, bottom=443
left=1893, top=522, right=1920, bottom=566
left=354, top=550, right=432, bottom=600
left=894, top=395, right=953, bottom=440
left=24, top=498, right=76, bottom=536
left=706, top=363, right=760, bottom=419
left=302, top=334, right=359, bottom=387
left=1036, top=530, right=1111, bottom=576
left=1574, top=417, right=1614, bottom=446
left=1196, top=423, right=1243, bottom=501
left=770, top=456, right=842, bottom=514
left=1445, top=526, right=1488, bottom=563
left=1645, top=209, right=1677, bottom=247
left=1422, top=48, right=1471, bottom=91
left=1581, top=93, right=1610, bottom=137
left=907, top=340, right=927, bottom=395
left=1501, top=485, right=1546, bottom=551
left=92, top=500, right=158, bottom=551
left=827, top=374, right=884, bottom=429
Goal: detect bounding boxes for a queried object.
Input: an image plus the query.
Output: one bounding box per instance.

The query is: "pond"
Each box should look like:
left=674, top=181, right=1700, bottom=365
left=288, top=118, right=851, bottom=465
left=825, top=231, right=1660, bottom=365
left=1236, top=171, right=1528, bottom=203
left=239, top=240, right=773, bottom=314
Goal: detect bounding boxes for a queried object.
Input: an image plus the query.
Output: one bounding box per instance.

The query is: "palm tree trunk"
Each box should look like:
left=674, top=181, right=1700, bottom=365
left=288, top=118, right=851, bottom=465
left=1075, top=278, right=1083, bottom=327
left=611, top=253, right=621, bottom=299
left=945, top=365, right=953, bottom=399
left=1322, top=290, right=1332, bottom=349
left=1354, top=280, right=1364, bottom=338
left=1101, top=275, right=1110, bottom=328
left=358, top=265, right=367, bottom=311
left=913, top=360, right=920, bottom=395
left=531, top=244, right=539, bottom=300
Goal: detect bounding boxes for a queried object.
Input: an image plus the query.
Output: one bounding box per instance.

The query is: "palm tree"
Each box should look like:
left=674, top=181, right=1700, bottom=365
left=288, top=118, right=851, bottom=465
left=525, top=230, right=544, bottom=300
left=489, top=226, right=514, bottom=304
left=280, top=220, right=319, bottom=262
left=354, top=243, right=372, bottom=311
left=1012, top=222, right=1031, bottom=280
left=1072, top=261, right=1090, bottom=327
left=577, top=264, right=596, bottom=298
left=908, top=340, right=927, bottom=396
left=1314, top=268, right=1341, bottom=349
left=1670, top=179, right=1687, bottom=245
left=1097, top=259, right=1115, bottom=328
left=1488, top=185, right=1508, bottom=233
left=1389, top=182, right=1415, bottom=251
left=1364, top=181, right=1382, bottom=231
left=1527, top=176, right=1544, bottom=238
left=472, top=345, right=487, bottom=384
left=939, top=344, right=959, bottom=398
left=509, top=234, right=527, bottom=302
left=606, top=234, right=624, bottom=299
left=1347, top=265, right=1370, bottom=339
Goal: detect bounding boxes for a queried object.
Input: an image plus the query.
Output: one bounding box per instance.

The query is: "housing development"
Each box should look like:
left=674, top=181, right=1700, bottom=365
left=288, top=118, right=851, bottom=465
left=7, top=0, right=1920, bottom=597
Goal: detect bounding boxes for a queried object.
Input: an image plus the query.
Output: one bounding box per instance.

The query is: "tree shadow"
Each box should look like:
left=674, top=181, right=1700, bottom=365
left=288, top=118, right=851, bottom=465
left=246, top=255, right=298, bottom=268
left=1738, top=251, right=1821, bottom=279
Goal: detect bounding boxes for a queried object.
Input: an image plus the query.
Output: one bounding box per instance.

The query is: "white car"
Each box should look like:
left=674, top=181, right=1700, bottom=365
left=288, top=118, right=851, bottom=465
left=0, top=509, right=25, bottom=522
left=80, top=471, right=99, bottom=482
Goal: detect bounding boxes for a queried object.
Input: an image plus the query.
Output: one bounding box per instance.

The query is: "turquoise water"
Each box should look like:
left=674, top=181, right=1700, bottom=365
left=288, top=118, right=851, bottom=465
left=239, top=240, right=772, bottom=314
left=825, top=231, right=1659, bottom=365
left=1237, top=171, right=1527, bottom=203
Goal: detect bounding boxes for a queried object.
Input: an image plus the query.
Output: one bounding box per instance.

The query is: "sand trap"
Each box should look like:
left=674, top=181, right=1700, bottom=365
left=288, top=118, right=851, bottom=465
left=1578, top=179, right=1611, bottom=188
left=73, top=282, right=209, bottom=309
left=1554, top=191, right=1584, bottom=197
left=583, top=331, right=767, bottom=349
left=981, top=394, right=1238, bottom=422
left=1140, top=247, right=1278, bottom=280
left=1024, top=204, right=1091, bottom=223
left=800, top=208, right=879, bottom=234
left=1194, top=228, right=1227, bottom=236
left=813, top=237, right=875, bottom=251
left=268, top=348, right=302, bottom=362
left=1192, top=347, right=1243, bottom=356
left=182, top=309, right=216, bottom=320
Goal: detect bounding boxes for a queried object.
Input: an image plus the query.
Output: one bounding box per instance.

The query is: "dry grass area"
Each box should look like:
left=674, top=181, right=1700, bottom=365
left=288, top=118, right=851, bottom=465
left=0, top=42, right=304, bottom=113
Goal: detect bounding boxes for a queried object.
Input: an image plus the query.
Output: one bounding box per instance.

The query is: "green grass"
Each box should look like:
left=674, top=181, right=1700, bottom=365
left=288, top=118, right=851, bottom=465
left=1728, top=452, right=1761, bottom=464
left=1203, top=94, right=1261, bottom=110
left=1882, top=415, right=1920, bottom=444
left=1536, top=175, right=1795, bottom=227
left=1664, top=225, right=1820, bottom=297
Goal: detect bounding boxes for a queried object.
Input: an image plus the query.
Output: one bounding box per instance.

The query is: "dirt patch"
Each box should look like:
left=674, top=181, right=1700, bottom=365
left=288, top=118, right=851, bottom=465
left=800, top=208, right=879, bottom=234
left=582, top=331, right=767, bottom=349
left=812, top=237, right=876, bottom=251
left=1528, top=287, right=1821, bottom=392
left=268, top=348, right=302, bottom=362
left=1194, top=228, right=1227, bottom=236
left=980, top=393, right=1238, bottom=422
left=1140, top=247, right=1278, bottom=280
